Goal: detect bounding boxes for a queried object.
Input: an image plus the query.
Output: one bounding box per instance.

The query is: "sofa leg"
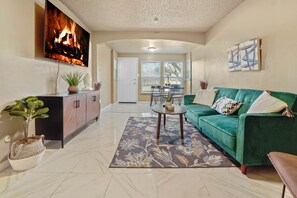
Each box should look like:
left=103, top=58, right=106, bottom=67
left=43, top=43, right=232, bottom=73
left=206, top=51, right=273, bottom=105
left=241, top=165, right=247, bottom=174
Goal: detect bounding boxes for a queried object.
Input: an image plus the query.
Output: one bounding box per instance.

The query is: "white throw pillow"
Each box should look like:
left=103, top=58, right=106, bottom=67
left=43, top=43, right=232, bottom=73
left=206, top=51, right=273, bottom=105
left=193, top=89, right=217, bottom=107
left=247, top=91, right=288, bottom=113
left=211, top=97, right=242, bottom=115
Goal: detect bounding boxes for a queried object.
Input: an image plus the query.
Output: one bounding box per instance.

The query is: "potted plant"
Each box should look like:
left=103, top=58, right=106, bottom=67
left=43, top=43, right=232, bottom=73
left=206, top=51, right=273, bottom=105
left=61, top=72, right=83, bottom=93
left=3, top=96, right=49, bottom=171
left=165, top=92, right=174, bottom=111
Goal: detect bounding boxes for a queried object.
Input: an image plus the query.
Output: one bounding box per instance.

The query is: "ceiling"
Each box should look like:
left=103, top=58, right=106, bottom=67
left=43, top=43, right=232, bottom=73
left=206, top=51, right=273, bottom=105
left=60, top=0, right=244, bottom=54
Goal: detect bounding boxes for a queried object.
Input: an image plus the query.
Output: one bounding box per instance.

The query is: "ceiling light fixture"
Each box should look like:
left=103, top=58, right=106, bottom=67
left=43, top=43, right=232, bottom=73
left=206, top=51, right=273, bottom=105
left=153, top=17, right=159, bottom=24
left=148, top=47, right=156, bottom=52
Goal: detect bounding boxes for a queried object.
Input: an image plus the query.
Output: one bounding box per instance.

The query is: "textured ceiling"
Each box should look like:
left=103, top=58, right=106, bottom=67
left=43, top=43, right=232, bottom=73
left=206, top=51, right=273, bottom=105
left=59, top=0, right=243, bottom=53
left=60, top=0, right=244, bottom=32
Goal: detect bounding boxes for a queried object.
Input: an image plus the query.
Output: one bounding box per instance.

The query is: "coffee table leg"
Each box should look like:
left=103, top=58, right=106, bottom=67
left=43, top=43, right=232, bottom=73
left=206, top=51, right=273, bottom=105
left=179, top=114, right=184, bottom=140
left=157, top=113, right=161, bottom=140
left=164, top=114, right=166, bottom=129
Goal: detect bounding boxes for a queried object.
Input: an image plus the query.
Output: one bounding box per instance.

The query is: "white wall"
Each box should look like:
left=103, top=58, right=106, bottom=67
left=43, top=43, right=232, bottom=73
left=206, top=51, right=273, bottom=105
left=192, top=0, right=297, bottom=93
left=0, top=0, right=92, bottom=165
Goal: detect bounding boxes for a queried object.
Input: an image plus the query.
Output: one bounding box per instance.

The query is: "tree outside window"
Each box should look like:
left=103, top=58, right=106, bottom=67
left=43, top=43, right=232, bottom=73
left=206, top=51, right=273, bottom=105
left=141, top=61, right=161, bottom=92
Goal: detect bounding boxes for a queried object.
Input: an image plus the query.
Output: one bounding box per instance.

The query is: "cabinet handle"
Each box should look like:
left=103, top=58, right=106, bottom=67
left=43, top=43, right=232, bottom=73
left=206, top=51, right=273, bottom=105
left=77, top=100, right=80, bottom=108
left=74, top=100, right=77, bottom=108
left=93, top=96, right=96, bottom=101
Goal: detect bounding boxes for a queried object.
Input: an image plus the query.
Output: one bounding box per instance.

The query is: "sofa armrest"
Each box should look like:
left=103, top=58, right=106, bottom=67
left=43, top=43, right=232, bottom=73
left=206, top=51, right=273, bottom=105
left=184, top=95, right=196, bottom=105
left=236, top=113, right=297, bottom=165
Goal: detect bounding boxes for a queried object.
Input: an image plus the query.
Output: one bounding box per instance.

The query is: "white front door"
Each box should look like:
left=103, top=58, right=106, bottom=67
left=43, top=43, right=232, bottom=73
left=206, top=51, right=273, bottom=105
left=117, top=58, right=138, bottom=103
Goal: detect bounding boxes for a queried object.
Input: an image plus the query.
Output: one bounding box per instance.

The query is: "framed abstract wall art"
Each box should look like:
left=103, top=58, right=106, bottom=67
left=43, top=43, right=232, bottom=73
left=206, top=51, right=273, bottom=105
left=228, top=44, right=241, bottom=71
left=228, top=38, right=262, bottom=72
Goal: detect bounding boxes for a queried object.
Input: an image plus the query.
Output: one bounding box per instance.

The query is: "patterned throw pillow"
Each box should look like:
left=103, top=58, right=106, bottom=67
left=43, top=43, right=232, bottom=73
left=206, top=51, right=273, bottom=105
left=247, top=91, right=288, bottom=113
left=193, top=89, right=218, bottom=107
left=211, top=97, right=242, bottom=115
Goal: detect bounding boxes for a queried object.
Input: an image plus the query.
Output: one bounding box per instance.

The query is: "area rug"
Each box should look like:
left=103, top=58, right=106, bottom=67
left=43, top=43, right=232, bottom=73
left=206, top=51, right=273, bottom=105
left=110, top=117, right=238, bottom=168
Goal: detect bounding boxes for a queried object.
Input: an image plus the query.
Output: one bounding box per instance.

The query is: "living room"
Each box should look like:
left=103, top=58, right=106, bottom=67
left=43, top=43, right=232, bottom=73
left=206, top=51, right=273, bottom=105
left=0, top=0, right=297, bottom=197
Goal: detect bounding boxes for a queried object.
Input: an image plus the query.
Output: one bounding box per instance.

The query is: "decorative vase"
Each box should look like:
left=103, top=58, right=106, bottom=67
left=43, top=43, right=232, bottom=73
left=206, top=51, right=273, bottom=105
left=165, top=101, right=172, bottom=108
left=68, top=86, right=78, bottom=93
left=165, top=101, right=174, bottom=111
left=167, top=105, right=175, bottom=111
left=200, top=81, right=208, bottom=90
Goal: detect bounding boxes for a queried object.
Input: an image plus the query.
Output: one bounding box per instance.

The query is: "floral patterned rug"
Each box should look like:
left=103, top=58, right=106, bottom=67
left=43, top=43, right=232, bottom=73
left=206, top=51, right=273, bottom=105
left=110, top=117, right=238, bottom=168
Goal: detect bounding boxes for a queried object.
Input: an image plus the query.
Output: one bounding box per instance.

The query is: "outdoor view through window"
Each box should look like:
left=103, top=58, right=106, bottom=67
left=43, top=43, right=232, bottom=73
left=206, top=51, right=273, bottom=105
left=141, top=61, right=183, bottom=92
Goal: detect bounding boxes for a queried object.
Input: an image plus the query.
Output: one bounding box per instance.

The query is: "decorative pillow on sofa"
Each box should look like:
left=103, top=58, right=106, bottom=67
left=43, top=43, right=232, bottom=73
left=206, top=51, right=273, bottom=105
left=247, top=91, right=288, bottom=113
left=211, top=97, right=242, bottom=115
left=193, top=89, right=217, bottom=107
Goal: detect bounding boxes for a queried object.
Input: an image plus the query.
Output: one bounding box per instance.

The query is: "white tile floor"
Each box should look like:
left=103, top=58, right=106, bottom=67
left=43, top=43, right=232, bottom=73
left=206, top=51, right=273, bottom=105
left=0, top=102, right=293, bottom=198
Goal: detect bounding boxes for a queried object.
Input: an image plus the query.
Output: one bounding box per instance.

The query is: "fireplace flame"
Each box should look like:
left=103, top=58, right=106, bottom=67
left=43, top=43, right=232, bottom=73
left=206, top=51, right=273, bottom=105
left=51, top=22, right=83, bottom=61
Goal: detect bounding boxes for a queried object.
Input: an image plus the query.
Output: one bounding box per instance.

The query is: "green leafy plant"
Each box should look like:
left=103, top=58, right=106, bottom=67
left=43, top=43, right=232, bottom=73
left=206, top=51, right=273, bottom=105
left=3, top=96, right=49, bottom=142
left=166, top=92, right=172, bottom=102
left=61, top=72, right=83, bottom=86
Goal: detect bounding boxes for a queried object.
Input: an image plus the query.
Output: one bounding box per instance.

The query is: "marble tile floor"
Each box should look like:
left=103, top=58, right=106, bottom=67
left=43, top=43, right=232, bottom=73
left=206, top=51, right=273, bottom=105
left=0, top=102, right=293, bottom=198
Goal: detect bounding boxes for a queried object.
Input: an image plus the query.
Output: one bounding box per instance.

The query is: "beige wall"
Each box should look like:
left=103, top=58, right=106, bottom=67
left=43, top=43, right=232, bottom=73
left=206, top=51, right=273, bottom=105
left=118, top=53, right=186, bottom=101
left=112, top=50, right=118, bottom=103
left=0, top=0, right=92, bottom=165
left=97, top=44, right=112, bottom=107
left=192, top=0, right=297, bottom=93
left=191, top=46, right=205, bottom=93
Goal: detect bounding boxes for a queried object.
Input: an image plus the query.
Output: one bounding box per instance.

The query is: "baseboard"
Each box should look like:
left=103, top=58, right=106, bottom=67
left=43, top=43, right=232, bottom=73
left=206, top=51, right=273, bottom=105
left=101, top=104, right=112, bottom=112
left=0, top=159, right=10, bottom=172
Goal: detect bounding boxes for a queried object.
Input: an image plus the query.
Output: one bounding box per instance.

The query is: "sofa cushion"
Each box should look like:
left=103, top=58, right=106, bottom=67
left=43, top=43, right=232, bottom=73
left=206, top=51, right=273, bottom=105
left=193, top=89, right=217, bottom=106
left=214, top=87, right=239, bottom=102
left=211, top=97, right=242, bottom=115
left=185, top=104, right=217, bottom=125
left=199, top=115, right=238, bottom=151
left=234, top=89, right=263, bottom=115
left=271, top=91, right=297, bottom=112
left=247, top=91, right=288, bottom=113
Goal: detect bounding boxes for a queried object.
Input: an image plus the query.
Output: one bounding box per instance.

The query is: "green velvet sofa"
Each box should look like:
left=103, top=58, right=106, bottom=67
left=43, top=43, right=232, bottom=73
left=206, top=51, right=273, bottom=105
left=184, top=87, right=297, bottom=174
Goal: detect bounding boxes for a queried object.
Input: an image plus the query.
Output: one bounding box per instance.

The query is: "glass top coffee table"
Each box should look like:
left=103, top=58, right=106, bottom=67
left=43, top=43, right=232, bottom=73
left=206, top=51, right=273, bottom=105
left=151, top=104, right=187, bottom=142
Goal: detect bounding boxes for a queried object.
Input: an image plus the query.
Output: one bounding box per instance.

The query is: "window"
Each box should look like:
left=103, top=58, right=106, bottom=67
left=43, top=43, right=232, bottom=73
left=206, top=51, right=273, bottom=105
left=141, top=61, right=161, bottom=92
left=164, top=61, right=183, bottom=85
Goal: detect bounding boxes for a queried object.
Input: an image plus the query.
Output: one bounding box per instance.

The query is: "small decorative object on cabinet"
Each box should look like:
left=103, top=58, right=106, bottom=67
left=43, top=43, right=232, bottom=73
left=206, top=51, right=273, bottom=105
left=61, top=72, right=83, bottom=93
left=94, top=81, right=102, bottom=91
left=35, top=91, right=100, bottom=148
left=3, top=96, right=49, bottom=171
left=82, top=73, right=94, bottom=91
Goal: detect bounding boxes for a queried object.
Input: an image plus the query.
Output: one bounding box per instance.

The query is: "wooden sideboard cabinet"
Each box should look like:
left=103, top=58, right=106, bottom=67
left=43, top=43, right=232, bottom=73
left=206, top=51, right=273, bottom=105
left=35, top=91, right=100, bottom=148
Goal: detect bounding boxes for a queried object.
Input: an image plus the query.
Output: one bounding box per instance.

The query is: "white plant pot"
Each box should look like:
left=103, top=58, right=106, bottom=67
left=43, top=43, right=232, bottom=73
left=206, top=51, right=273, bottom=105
left=8, top=148, right=46, bottom=171
left=165, top=101, right=172, bottom=108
